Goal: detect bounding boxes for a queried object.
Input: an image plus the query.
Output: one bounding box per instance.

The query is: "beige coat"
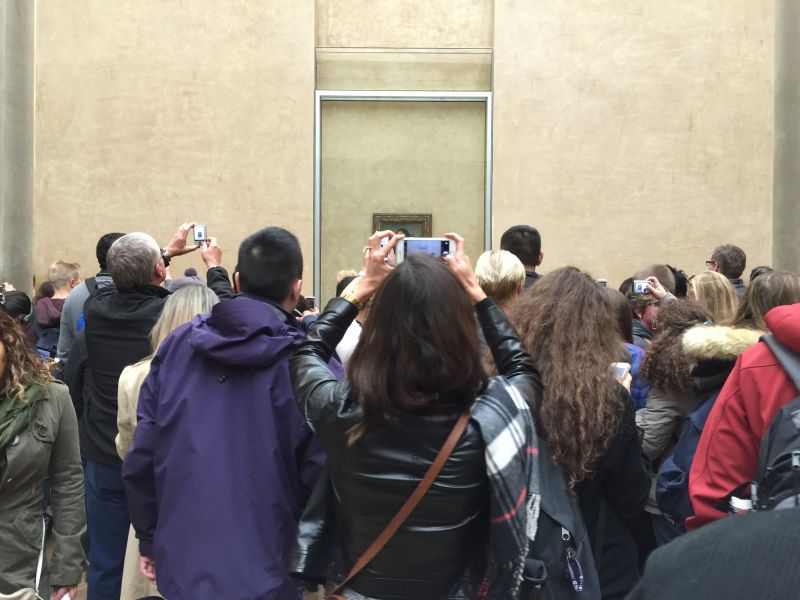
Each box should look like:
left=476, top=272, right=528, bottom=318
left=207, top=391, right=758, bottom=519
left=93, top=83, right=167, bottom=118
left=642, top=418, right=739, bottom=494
left=117, top=360, right=161, bottom=600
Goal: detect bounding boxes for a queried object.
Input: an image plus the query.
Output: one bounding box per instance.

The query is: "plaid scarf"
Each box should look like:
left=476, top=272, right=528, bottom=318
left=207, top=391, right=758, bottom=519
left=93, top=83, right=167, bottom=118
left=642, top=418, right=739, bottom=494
left=471, top=376, right=540, bottom=600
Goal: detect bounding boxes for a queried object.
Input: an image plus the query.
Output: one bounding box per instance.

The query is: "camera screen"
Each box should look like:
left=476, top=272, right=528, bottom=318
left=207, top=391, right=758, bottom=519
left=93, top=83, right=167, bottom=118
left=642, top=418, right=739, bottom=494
left=404, top=239, right=451, bottom=258
left=194, top=226, right=206, bottom=241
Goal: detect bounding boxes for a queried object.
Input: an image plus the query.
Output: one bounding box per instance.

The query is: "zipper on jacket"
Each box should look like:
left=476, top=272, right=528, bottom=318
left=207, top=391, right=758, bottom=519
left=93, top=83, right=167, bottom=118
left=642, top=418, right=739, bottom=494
left=561, top=527, right=584, bottom=592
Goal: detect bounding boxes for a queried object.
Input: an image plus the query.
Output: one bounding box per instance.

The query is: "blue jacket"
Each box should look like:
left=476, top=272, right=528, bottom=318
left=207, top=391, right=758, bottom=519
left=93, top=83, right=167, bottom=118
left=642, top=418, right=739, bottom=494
left=123, top=295, right=335, bottom=600
left=625, top=343, right=650, bottom=410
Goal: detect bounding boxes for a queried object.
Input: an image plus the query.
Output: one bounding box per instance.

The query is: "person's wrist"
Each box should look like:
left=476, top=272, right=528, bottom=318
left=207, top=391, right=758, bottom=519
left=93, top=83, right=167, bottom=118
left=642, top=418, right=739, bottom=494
left=341, top=275, right=379, bottom=307
left=469, top=286, right=488, bottom=304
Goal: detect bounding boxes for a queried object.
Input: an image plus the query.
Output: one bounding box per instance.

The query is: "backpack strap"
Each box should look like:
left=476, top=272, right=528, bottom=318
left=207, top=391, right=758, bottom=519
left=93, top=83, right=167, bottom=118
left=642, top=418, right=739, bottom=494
left=762, top=333, right=800, bottom=393
left=85, top=277, right=99, bottom=297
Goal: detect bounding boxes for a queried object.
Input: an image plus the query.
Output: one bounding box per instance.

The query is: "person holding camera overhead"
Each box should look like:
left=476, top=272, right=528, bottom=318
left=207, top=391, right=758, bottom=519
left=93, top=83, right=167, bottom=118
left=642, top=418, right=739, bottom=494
left=290, top=231, right=542, bottom=599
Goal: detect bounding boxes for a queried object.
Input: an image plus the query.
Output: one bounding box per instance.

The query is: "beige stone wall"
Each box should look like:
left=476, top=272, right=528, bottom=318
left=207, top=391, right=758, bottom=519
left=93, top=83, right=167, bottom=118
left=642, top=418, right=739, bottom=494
left=31, top=1, right=776, bottom=295
left=34, top=1, right=315, bottom=289
left=316, top=0, right=493, bottom=48
left=493, top=0, right=774, bottom=286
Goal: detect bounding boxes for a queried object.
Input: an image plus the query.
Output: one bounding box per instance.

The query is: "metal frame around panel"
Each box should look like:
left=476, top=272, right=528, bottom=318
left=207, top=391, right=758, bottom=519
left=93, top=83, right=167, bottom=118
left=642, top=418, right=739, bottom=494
left=313, top=90, right=493, bottom=297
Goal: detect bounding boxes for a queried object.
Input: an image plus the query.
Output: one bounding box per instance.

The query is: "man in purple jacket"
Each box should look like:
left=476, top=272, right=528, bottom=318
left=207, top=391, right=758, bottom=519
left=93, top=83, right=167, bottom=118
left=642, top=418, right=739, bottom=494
left=122, top=227, right=328, bottom=600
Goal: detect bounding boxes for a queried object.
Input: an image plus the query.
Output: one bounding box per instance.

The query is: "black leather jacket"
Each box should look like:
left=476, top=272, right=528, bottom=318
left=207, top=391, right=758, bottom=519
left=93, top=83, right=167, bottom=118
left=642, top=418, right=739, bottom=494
left=289, top=297, right=540, bottom=600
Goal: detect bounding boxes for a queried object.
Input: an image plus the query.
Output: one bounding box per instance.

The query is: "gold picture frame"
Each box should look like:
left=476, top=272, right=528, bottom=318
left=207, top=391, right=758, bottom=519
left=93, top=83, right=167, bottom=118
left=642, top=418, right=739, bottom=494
left=372, top=213, right=432, bottom=237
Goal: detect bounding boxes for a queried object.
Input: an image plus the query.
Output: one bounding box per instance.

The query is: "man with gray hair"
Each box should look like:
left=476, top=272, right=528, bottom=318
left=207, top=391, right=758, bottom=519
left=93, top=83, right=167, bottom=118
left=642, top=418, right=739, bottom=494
left=77, top=224, right=213, bottom=599
left=707, top=244, right=747, bottom=298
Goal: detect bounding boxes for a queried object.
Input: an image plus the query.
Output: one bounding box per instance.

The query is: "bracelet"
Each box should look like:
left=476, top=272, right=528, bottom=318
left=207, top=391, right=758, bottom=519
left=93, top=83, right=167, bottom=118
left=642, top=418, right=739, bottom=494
left=340, top=292, right=365, bottom=311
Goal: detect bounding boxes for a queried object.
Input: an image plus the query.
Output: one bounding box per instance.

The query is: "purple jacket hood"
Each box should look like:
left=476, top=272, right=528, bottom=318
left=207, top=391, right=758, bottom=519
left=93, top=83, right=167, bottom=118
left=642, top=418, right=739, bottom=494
left=189, top=295, right=304, bottom=368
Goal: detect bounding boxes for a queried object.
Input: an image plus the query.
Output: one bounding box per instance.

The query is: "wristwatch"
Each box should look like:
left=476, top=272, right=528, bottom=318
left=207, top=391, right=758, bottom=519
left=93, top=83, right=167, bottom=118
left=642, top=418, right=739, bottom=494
left=160, top=250, right=171, bottom=267
left=340, top=292, right=365, bottom=311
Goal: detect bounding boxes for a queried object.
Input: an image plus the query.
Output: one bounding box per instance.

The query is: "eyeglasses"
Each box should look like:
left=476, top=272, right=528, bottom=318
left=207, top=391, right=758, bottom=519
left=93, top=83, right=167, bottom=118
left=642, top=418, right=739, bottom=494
left=705, top=260, right=717, bottom=268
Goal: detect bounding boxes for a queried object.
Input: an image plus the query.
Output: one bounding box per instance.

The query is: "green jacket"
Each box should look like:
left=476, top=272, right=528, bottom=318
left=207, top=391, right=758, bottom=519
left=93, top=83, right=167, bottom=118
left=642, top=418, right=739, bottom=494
left=0, top=381, right=86, bottom=593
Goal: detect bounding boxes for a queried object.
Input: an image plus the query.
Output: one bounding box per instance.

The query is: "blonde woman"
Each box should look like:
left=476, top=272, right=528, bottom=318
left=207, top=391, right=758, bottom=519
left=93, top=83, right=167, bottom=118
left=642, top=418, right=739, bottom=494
left=688, top=270, right=739, bottom=325
left=474, top=249, right=525, bottom=310
left=116, top=285, right=219, bottom=600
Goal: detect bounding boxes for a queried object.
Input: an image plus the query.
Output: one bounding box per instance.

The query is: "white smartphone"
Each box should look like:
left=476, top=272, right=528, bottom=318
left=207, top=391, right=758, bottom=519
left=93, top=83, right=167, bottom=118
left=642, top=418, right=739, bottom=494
left=395, top=238, right=454, bottom=264
left=611, top=362, right=631, bottom=381
left=193, top=224, right=207, bottom=243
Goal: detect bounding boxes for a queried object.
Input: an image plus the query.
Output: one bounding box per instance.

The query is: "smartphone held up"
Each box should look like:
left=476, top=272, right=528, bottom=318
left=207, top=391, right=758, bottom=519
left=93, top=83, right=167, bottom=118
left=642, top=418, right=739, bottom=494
left=394, top=238, right=454, bottom=264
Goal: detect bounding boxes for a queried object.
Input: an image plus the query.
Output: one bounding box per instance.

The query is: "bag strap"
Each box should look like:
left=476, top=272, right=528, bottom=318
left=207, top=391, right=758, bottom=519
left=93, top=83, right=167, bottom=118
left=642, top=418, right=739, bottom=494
left=763, top=333, right=800, bottom=393
left=327, top=412, right=470, bottom=599
left=85, top=277, right=99, bottom=297
left=35, top=516, right=46, bottom=599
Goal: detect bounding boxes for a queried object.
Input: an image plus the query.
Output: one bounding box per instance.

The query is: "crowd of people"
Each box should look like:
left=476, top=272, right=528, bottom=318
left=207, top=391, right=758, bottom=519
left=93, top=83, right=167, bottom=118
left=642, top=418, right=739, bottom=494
left=1, top=222, right=799, bottom=600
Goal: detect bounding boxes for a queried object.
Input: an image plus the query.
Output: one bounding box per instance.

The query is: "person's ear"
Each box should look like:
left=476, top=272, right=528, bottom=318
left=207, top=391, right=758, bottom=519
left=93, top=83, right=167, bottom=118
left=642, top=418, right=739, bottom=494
left=632, top=307, right=645, bottom=320
left=153, top=261, right=166, bottom=284
left=536, top=252, right=544, bottom=267
left=233, top=272, right=241, bottom=294
left=290, top=279, right=302, bottom=304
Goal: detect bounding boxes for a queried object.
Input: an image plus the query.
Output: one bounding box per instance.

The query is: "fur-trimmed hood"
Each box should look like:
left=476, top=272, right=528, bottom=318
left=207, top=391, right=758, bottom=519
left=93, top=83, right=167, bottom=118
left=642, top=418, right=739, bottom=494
left=682, top=325, right=764, bottom=361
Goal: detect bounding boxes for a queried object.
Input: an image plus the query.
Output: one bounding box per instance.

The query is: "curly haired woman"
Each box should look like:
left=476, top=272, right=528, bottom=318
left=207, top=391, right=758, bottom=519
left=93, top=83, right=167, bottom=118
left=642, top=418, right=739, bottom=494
left=508, top=267, right=649, bottom=600
left=0, top=310, right=85, bottom=599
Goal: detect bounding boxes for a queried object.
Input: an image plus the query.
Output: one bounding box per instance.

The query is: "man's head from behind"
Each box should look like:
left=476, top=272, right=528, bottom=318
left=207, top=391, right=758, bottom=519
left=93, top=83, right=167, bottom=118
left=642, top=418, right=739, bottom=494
left=107, top=233, right=164, bottom=291
left=500, top=225, right=542, bottom=270
left=235, top=227, right=303, bottom=309
left=96, top=232, right=126, bottom=272
left=48, top=260, right=82, bottom=292
left=709, top=244, right=746, bottom=279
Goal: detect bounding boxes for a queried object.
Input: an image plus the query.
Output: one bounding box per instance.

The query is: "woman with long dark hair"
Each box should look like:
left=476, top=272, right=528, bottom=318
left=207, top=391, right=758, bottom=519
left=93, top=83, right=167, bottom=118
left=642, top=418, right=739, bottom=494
left=0, top=310, right=85, bottom=599
left=290, top=232, right=541, bottom=599
left=507, top=267, right=649, bottom=600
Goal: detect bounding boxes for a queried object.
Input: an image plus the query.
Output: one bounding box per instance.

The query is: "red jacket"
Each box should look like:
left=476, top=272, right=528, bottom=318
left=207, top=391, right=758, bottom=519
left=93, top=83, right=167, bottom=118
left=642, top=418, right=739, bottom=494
left=687, top=303, right=800, bottom=531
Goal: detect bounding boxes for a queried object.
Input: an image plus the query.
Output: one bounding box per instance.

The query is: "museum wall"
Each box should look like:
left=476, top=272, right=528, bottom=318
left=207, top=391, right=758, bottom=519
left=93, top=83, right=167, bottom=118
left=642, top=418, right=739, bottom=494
left=33, top=1, right=316, bottom=289
left=493, top=0, right=774, bottom=285
left=29, top=0, right=777, bottom=296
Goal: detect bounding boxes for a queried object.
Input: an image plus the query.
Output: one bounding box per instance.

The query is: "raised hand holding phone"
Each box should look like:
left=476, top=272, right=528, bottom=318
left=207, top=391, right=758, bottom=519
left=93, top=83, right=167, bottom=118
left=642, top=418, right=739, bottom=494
left=341, top=230, right=404, bottom=306
left=442, top=233, right=486, bottom=304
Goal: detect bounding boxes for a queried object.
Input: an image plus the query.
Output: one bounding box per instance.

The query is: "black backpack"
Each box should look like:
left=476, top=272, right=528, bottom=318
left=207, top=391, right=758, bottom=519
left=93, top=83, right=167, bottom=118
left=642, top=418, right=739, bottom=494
left=751, top=334, right=800, bottom=510
left=520, top=438, right=601, bottom=600
left=720, top=334, right=800, bottom=512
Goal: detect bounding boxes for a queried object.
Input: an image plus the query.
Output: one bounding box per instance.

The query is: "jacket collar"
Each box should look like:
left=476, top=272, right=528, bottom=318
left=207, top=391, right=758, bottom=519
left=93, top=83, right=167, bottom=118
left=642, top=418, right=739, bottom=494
left=237, top=293, right=299, bottom=328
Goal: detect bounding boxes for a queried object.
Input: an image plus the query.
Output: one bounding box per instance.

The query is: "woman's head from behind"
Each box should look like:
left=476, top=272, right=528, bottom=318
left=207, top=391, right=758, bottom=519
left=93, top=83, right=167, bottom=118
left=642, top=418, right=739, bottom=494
left=603, top=287, right=633, bottom=344
left=689, top=270, right=738, bottom=325
left=149, top=285, right=219, bottom=354
left=475, top=250, right=525, bottom=309
left=0, top=310, right=51, bottom=403
left=640, top=299, right=711, bottom=393
left=0, top=291, right=33, bottom=327
left=507, top=266, right=623, bottom=488
left=734, top=271, right=800, bottom=330
left=348, top=254, right=486, bottom=438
